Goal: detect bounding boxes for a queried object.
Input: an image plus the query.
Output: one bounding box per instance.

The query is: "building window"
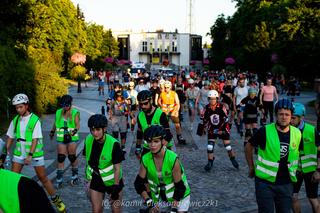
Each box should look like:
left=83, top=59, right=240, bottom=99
left=142, top=41, right=147, bottom=52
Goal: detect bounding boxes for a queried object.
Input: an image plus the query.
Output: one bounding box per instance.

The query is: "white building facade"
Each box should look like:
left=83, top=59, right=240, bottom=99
left=114, top=30, right=202, bottom=67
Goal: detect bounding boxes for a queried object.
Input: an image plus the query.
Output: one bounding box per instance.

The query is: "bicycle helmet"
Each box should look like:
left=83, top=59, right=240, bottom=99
left=88, top=114, right=108, bottom=128
left=188, top=79, right=195, bottom=84
left=144, top=125, right=167, bottom=142
left=60, top=94, right=73, bottom=107
left=248, top=88, right=257, bottom=94
left=137, top=90, right=152, bottom=102
left=207, top=90, right=219, bottom=98
left=275, top=98, right=294, bottom=113
left=12, top=93, right=29, bottom=105
left=293, top=102, right=306, bottom=117
left=164, top=80, right=172, bottom=88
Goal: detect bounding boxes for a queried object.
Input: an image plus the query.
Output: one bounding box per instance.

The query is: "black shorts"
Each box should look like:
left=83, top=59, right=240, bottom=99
left=90, top=173, right=124, bottom=194
left=293, top=171, right=318, bottom=198
left=243, top=117, right=258, bottom=124
left=131, top=104, right=137, bottom=111
left=208, top=131, right=230, bottom=140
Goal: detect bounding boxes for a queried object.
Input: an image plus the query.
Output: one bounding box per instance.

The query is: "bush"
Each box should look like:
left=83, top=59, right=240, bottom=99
left=28, top=47, right=68, bottom=114
left=70, top=65, right=87, bottom=80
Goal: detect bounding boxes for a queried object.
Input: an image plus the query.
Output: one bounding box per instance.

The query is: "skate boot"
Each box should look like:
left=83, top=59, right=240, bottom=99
left=51, top=195, right=66, bottom=213
left=204, top=160, right=214, bottom=172
left=230, top=157, right=239, bottom=169
left=70, top=168, right=79, bottom=186
left=177, top=135, right=186, bottom=145
left=56, top=170, right=63, bottom=188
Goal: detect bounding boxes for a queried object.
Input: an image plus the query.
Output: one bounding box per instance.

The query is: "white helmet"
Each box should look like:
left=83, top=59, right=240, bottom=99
left=188, top=79, right=194, bottom=84
left=164, top=80, right=172, bottom=88
left=159, top=79, right=165, bottom=85
left=207, top=90, right=219, bottom=98
left=144, top=73, right=149, bottom=78
left=12, top=93, right=29, bottom=105
left=129, top=81, right=135, bottom=87
left=185, top=74, right=190, bottom=79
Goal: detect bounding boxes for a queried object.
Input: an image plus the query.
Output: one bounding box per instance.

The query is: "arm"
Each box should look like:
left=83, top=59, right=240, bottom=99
left=274, top=86, right=278, bottom=102
left=174, top=92, right=180, bottom=112
left=172, top=159, right=186, bottom=208
left=113, top=163, right=121, bottom=185
left=154, top=93, right=159, bottom=107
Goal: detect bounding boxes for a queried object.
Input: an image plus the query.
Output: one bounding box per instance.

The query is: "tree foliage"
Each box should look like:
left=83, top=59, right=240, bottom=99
left=209, top=0, right=320, bottom=80
left=0, top=0, right=119, bottom=114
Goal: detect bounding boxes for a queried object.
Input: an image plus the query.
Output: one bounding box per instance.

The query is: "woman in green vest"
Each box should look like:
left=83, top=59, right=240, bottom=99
left=291, top=103, right=320, bottom=213
left=134, top=125, right=190, bottom=213
left=84, top=114, right=124, bottom=213
left=50, top=94, right=80, bottom=187
left=5, top=93, right=66, bottom=212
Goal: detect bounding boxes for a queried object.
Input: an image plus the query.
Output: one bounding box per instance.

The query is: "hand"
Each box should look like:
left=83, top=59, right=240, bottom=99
left=312, top=171, right=320, bottom=183
left=135, top=145, right=142, bottom=157
left=110, top=184, right=122, bottom=200
left=49, top=131, right=54, bottom=140
left=71, top=129, right=78, bottom=136
left=149, top=205, right=160, bottom=213
left=248, top=167, right=255, bottom=178
left=24, top=155, right=32, bottom=165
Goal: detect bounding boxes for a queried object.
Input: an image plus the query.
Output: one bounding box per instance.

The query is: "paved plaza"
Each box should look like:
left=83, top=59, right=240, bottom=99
left=20, top=81, right=317, bottom=212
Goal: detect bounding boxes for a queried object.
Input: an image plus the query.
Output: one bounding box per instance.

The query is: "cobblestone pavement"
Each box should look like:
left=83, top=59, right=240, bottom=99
left=20, top=81, right=316, bottom=212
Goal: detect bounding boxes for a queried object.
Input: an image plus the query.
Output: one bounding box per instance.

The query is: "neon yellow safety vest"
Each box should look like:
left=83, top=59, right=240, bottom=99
left=85, top=134, right=122, bottom=186
left=142, top=149, right=190, bottom=202
left=55, top=108, right=80, bottom=142
left=255, top=123, right=301, bottom=183
left=138, top=108, right=173, bottom=148
left=298, top=123, right=317, bottom=173
left=12, top=113, right=44, bottom=158
left=0, top=169, right=22, bottom=213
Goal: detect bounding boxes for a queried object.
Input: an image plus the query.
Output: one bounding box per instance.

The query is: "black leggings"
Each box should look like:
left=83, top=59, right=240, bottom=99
left=263, top=101, right=274, bottom=123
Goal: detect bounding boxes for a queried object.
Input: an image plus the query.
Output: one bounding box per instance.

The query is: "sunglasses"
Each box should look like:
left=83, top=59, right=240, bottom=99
left=208, top=98, right=217, bottom=100
left=165, top=87, right=170, bottom=89
left=139, top=101, right=149, bottom=106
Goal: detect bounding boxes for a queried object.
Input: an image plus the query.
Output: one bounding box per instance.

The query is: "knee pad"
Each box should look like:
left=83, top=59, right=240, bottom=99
left=253, top=128, right=258, bottom=136
left=245, top=129, right=252, bottom=138
left=207, top=140, right=215, bottom=153
left=112, top=131, right=119, bottom=138
left=68, top=154, right=77, bottom=163
left=120, top=132, right=127, bottom=140
left=225, top=144, right=232, bottom=151
left=57, top=154, right=66, bottom=163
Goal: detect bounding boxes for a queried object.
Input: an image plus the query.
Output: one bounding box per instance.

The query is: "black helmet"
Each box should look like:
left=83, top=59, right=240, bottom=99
left=60, top=95, right=73, bottom=107
left=144, top=125, right=167, bottom=142
left=275, top=98, right=294, bottom=114
left=88, top=114, right=108, bottom=128
left=137, top=90, right=152, bottom=102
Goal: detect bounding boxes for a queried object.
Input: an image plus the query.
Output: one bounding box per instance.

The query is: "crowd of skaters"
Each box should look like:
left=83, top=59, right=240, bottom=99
left=1, top=66, right=320, bottom=213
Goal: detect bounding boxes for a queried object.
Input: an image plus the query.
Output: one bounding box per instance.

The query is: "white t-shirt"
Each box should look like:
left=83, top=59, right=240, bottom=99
left=234, top=86, right=249, bottom=105
left=7, top=113, right=43, bottom=140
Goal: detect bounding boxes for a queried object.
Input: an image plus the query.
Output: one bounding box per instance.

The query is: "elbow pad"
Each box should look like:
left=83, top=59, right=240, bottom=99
left=134, top=175, right=147, bottom=195
left=172, top=180, right=186, bottom=201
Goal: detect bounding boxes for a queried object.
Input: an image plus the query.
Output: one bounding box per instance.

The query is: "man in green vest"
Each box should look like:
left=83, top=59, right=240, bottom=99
left=50, top=94, right=80, bottom=187
left=291, top=103, right=320, bottom=213
left=136, top=90, right=174, bottom=158
left=245, top=98, right=301, bottom=213
left=0, top=145, right=55, bottom=212
left=84, top=114, right=124, bottom=213
left=5, top=93, right=66, bottom=212
left=134, top=125, right=190, bottom=213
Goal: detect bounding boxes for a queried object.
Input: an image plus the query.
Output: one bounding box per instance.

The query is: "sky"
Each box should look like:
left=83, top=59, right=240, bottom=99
left=70, top=0, right=237, bottom=44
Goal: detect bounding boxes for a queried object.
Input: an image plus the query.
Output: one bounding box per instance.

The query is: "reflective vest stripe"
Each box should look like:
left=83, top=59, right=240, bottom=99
left=301, top=161, right=317, bottom=168
left=258, top=156, right=279, bottom=167
left=100, top=165, right=113, bottom=173
left=102, top=174, right=115, bottom=182
left=165, top=183, right=175, bottom=191
left=256, top=165, right=277, bottom=177
left=301, top=154, right=317, bottom=161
